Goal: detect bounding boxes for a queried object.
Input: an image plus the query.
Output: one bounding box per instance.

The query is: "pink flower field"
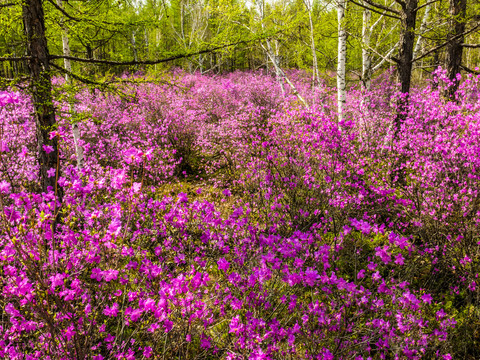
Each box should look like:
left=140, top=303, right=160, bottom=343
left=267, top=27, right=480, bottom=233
left=1, top=69, right=480, bottom=359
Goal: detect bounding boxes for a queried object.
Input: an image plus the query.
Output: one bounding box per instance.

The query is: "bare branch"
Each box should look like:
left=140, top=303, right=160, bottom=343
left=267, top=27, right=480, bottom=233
left=362, top=0, right=401, bottom=14
left=460, top=65, right=480, bottom=74
left=373, top=42, right=399, bottom=71
left=49, top=62, right=108, bottom=88
left=462, top=43, right=480, bottom=48
left=0, top=56, right=30, bottom=62
left=413, top=22, right=480, bottom=62
left=369, top=2, right=397, bottom=32
left=48, top=37, right=267, bottom=66
left=45, top=0, right=81, bottom=21
left=349, top=0, right=401, bottom=19
left=415, top=0, right=439, bottom=11
left=0, top=2, right=16, bottom=8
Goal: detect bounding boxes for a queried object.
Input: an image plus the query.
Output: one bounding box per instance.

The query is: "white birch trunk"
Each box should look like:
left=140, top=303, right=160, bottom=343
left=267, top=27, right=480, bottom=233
left=304, top=0, right=319, bottom=86
left=337, top=0, right=347, bottom=123
left=267, top=39, right=285, bottom=95
left=132, top=30, right=138, bottom=62
left=56, top=0, right=84, bottom=170
left=262, top=43, right=308, bottom=106
left=413, top=4, right=431, bottom=60
left=362, top=7, right=372, bottom=91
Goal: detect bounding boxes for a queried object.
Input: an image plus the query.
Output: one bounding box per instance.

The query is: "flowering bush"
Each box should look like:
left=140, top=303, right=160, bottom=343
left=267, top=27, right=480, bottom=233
left=1, top=68, right=479, bottom=358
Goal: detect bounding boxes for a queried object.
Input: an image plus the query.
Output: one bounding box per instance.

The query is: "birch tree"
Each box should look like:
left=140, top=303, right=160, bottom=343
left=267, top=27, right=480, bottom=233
left=56, top=0, right=84, bottom=170
left=337, top=0, right=347, bottom=122
left=362, top=6, right=372, bottom=90
left=304, top=0, right=319, bottom=86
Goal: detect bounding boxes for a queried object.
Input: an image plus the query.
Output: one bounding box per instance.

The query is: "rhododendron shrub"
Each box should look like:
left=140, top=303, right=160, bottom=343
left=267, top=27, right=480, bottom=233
left=0, top=184, right=453, bottom=359
left=1, top=68, right=480, bottom=358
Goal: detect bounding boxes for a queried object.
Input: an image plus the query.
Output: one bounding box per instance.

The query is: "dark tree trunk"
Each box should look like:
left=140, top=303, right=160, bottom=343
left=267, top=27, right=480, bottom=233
left=23, top=0, right=63, bottom=202
left=392, top=0, right=418, bottom=186
left=395, top=0, right=418, bottom=133
left=445, top=0, right=467, bottom=99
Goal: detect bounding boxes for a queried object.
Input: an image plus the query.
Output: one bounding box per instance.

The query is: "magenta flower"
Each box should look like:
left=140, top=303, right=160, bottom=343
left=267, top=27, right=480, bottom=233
left=49, top=273, right=65, bottom=289
left=143, top=346, right=152, bottom=358
left=421, top=294, right=433, bottom=304
left=47, top=167, right=56, bottom=178
left=0, top=181, right=11, bottom=194
left=103, top=303, right=119, bottom=317
left=217, top=258, right=230, bottom=272
left=43, top=145, right=54, bottom=154
left=48, top=130, right=60, bottom=139
left=103, top=269, right=119, bottom=282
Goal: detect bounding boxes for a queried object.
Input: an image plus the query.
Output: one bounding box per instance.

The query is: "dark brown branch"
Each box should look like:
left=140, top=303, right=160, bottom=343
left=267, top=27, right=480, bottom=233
left=415, top=0, right=439, bottom=11
left=0, top=2, right=16, bottom=8
left=0, top=76, right=29, bottom=82
left=361, top=0, right=401, bottom=14
left=49, top=62, right=107, bottom=87
left=462, top=43, right=480, bottom=48
left=412, top=22, right=480, bottom=62
left=0, top=56, right=30, bottom=62
left=460, top=64, right=480, bottom=74
left=49, top=38, right=260, bottom=66
left=349, top=0, right=401, bottom=19
left=45, top=0, right=81, bottom=21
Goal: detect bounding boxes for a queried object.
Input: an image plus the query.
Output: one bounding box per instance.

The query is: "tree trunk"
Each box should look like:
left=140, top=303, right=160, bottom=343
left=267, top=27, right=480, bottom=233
left=337, top=0, right=347, bottom=123
left=391, top=0, right=417, bottom=186
left=395, top=0, right=418, bottom=132
left=132, top=30, right=138, bottom=63
left=362, top=6, right=372, bottom=91
left=304, top=0, right=319, bottom=87
left=23, top=0, right=63, bottom=202
left=57, top=0, right=84, bottom=170
left=445, top=0, right=467, bottom=99
left=412, top=4, right=431, bottom=60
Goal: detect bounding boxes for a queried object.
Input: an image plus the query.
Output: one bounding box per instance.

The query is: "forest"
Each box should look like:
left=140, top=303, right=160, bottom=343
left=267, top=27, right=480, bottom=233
left=1, top=0, right=480, bottom=358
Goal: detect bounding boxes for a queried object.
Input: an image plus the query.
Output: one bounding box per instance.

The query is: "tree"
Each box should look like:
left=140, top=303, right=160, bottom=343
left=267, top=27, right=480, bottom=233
left=23, top=0, right=63, bottom=201
left=337, top=0, right=347, bottom=123
left=445, top=0, right=467, bottom=98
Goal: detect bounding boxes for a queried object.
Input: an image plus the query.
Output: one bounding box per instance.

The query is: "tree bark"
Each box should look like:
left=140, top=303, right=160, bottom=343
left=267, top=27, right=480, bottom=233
left=23, top=0, right=63, bottom=202
left=57, top=0, right=84, bottom=170
left=445, top=0, right=467, bottom=99
left=337, top=0, right=347, bottom=123
left=412, top=3, right=431, bottom=60
left=362, top=6, right=372, bottom=91
left=394, top=0, right=418, bottom=132
left=304, top=0, right=319, bottom=87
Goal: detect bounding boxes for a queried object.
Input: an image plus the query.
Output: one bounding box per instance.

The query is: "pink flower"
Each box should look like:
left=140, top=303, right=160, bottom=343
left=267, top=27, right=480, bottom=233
left=103, top=269, right=118, bottom=282
left=304, top=268, right=319, bottom=286
left=49, top=131, right=60, bottom=139
left=0, top=181, right=11, bottom=194
left=49, top=273, right=65, bottom=289
left=103, top=303, right=119, bottom=317
left=47, top=167, right=56, bottom=177
left=143, top=346, right=152, bottom=358
left=357, top=269, right=366, bottom=279
left=43, top=145, right=54, bottom=154
left=394, top=253, right=405, bottom=265
left=0, top=141, right=9, bottom=153
left=91, top=268, right=103, bottom=281
left=421, top=293, right=433, bottom=304
left=200, top=336, right=211, bottom=349
left=217, top=258, right=230, bottom=272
